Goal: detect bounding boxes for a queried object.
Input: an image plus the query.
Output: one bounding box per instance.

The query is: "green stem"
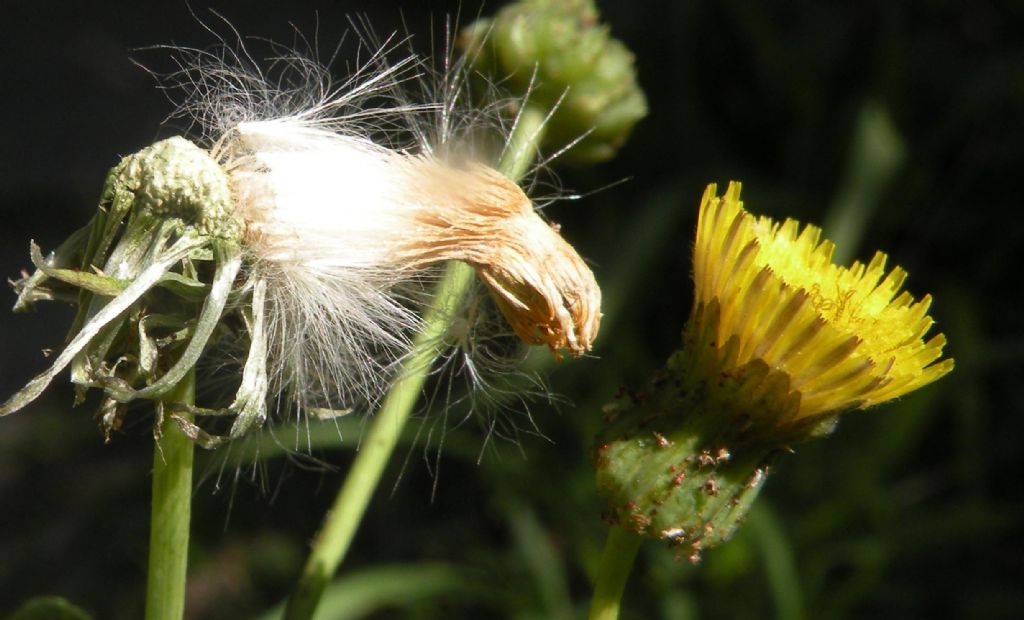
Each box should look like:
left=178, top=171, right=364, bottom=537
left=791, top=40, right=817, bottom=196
left=500, top=104, right=548, bottom=181
left=145, top=370, right=196, bottom=620
left=588, top=526, right=642, bottom=620
left=283, top=261, right=473, bottom=620
left=283, top=105, right=549, bottom=620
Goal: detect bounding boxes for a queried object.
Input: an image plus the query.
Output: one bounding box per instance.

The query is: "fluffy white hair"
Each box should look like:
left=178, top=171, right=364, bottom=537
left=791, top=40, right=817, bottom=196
left=151, top=17, right=541, bottom=424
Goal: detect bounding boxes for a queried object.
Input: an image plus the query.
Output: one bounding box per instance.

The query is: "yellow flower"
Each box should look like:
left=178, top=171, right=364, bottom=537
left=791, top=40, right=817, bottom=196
left=690, top=181, right=953, bottom=427
left=594, top=181, right=954, bottom=557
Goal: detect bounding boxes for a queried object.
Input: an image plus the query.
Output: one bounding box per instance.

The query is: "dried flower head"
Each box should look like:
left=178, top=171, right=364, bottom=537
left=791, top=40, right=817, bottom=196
left=0, top=30, right=602, bottom=446
left=595, top=181, right=952, bottom=560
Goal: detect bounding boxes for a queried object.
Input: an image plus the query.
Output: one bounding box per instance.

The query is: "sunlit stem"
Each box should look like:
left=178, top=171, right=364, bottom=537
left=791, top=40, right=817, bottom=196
left=282, top=260, right=473, bottom=620
left=499, top=104, right=548, bottom=181
left=588, top=526, right=642, bottom=620
left=145, top=370, right=196, bottom=620
left=282, top=104, right=548, bottom=620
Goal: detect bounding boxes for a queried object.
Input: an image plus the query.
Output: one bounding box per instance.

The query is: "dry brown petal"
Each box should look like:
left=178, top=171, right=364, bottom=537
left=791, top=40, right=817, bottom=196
left=401, top=159, right=601, bottom=358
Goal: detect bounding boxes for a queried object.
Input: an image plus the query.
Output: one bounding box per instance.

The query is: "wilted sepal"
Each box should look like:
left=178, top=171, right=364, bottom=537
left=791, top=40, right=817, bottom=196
left=0, top=138, right=245, bottom=441
left=461, top=0, right=647, bottom=163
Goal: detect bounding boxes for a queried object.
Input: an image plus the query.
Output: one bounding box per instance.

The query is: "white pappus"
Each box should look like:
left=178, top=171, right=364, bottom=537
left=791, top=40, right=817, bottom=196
left=0, top=18, right=602, bottom=449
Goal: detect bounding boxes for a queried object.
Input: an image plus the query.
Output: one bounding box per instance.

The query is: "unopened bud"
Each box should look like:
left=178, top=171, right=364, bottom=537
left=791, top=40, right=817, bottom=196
left=460, top=0, right=647, bottom=163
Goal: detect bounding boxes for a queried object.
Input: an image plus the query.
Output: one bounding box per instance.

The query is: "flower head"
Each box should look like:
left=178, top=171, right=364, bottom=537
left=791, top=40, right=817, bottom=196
left=594, top=181, right=953, bottom=560
left=690, top=182, right=953, bottom=429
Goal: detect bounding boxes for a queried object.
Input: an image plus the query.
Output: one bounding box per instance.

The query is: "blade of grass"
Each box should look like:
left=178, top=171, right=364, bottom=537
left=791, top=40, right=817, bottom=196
left=260, top=564, right=489, bottom=620
left=748, top=503, right=804, bottom=620
left=822, top=101, right=906, bottom=264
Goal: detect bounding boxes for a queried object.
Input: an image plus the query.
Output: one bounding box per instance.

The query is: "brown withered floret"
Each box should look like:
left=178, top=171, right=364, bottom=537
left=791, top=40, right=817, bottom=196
left=400, top=158, right=601, bottom=358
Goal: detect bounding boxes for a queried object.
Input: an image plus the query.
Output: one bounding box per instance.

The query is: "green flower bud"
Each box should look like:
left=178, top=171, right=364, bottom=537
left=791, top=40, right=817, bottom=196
left=461, top=0, right=647, bottom=163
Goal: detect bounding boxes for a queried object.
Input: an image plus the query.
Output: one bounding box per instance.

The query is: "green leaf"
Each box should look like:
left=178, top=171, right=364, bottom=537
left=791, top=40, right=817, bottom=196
left=9, top=596, right=92, bottom=620
left=258, top=564, right=487, bottom=620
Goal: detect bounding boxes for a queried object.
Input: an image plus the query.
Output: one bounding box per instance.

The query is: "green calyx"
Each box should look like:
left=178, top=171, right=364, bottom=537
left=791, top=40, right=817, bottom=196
left=593, top=329, right=832, bottom=561
left=461, top=0, right=648, bottom=163
left=593, top=299, right=851, bottom=559
left=594, top=360, right=770, bottom=561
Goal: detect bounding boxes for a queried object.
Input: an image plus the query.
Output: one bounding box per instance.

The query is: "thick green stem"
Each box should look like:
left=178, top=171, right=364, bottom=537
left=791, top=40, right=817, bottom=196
left=145, top=370, right=196, bottom=620
left=283, top=105, right=548, bottom=620
left=589, top=526, right=642, bottom=620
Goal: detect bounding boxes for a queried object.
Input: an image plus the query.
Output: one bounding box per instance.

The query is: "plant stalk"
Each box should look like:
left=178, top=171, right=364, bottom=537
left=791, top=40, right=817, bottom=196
left=588, top=525, right=642, bottom=620
left=283, top=105, right=548, bottom=620
left=145, top=370, right=196, bottom=620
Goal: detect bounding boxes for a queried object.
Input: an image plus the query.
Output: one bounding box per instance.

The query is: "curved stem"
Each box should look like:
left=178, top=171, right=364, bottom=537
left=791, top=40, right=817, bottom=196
left=283, top=105, right=549, bottom=620
left=145, top=370, right=196, bottom=620
left=588, top=526, right=642, bottom=620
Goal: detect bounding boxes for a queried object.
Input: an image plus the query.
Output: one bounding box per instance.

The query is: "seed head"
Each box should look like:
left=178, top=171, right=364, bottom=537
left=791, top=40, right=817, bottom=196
left=1, top=30, right=603, bottom=445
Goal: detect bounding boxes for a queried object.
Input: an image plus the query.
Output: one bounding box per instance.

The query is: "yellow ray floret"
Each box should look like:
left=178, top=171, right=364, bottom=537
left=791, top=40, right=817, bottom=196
left=691, top=182, right=953, bottom=423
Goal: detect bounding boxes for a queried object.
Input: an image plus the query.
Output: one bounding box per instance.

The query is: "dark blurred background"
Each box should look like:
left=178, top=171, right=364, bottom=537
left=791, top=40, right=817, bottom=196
left=1, top=1, right=1021, bottom=618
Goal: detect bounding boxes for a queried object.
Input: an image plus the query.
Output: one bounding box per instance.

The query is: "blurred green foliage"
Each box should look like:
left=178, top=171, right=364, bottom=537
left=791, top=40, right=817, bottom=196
left=1, top=1, right=1021, bottom=618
